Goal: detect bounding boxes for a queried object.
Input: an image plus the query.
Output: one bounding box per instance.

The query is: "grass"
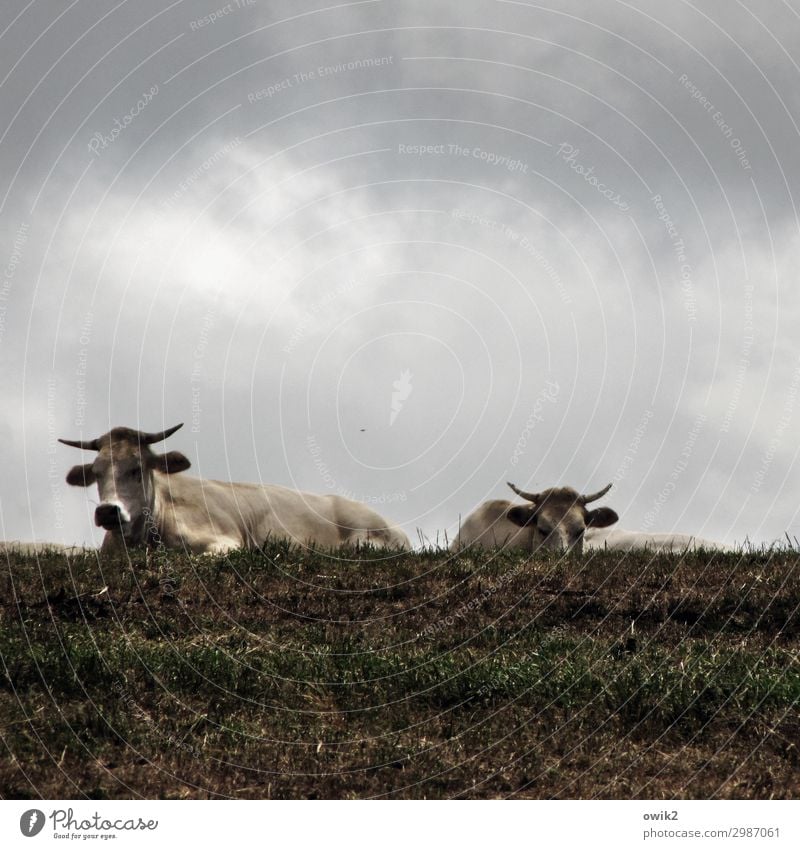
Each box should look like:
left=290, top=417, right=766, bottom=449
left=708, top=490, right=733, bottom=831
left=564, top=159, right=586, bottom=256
left=1, top=542, right=798, bottom=798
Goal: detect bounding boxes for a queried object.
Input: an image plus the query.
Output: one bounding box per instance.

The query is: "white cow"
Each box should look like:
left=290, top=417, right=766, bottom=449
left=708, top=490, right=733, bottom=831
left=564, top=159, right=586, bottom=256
left=61, top=424, right=409, bottom=554
left=451, top=482, right=619, bottom=553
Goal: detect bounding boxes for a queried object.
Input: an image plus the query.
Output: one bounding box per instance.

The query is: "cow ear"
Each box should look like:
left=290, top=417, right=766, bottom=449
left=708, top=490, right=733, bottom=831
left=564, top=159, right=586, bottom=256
left=66, top=463, right=96, bottom=487
left=586, top=507, right=618, bottom=528
left=507, top=505, right=537, bottom=527
left=151, top=451, right=191, bottom=474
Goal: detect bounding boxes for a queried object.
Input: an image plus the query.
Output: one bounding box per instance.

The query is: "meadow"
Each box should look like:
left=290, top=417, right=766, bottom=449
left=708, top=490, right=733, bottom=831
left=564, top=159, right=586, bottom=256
left=1, top=542, right=798, bottom=799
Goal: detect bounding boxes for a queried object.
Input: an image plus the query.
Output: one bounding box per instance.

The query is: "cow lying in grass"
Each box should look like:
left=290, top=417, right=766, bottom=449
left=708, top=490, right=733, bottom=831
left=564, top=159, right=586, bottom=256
left=61, top=424, right=409, bottom=554
left=451, top=482, right=619, bottom=553
left=452, top=482, right=729, bottom=553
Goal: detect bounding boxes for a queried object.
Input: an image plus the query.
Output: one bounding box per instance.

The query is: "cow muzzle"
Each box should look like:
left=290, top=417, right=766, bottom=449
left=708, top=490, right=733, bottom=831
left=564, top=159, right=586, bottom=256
left=541, top=532, right=584, bottom=555
left=95, top=502, right=132, bottom=530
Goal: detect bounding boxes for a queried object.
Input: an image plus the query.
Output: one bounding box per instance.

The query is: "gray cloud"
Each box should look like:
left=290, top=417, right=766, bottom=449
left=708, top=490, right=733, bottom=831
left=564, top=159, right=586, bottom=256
left=2, top=0, right=799, bottom=547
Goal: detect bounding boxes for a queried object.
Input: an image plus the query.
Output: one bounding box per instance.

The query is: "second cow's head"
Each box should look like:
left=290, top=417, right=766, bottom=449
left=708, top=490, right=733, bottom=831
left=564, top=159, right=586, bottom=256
left=505, top=481, right=618, bottom=552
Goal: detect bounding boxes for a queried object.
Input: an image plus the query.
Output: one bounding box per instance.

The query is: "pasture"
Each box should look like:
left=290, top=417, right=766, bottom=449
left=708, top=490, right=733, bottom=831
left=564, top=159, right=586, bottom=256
left=1, top=543, right=798, bottom=799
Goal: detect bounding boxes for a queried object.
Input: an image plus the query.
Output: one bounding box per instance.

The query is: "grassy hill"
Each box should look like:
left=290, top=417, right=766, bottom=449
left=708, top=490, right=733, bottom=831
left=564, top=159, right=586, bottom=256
left=1, top=543, right=798, bottom=799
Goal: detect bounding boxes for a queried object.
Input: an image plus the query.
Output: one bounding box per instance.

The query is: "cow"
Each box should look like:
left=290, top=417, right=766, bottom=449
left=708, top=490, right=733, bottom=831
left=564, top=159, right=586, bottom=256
left=451, top=482, right=619, bottom=553
left=60, top=423, right=410, bottom=554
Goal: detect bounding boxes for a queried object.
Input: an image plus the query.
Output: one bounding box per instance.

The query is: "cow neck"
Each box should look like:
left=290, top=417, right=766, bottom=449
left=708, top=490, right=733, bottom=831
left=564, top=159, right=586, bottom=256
left=145, top=473, right=167, bottom=549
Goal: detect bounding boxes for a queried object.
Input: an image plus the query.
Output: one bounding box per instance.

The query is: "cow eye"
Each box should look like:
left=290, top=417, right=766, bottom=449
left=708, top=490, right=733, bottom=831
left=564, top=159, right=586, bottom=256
left=128, top=468, right=141, bottom=479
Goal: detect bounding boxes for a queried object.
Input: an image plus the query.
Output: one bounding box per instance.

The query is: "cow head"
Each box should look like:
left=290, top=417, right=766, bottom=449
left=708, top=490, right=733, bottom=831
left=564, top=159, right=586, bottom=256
left=60, top=423, right=190, bottom=544
left=505, top=481, right=618, bottom=552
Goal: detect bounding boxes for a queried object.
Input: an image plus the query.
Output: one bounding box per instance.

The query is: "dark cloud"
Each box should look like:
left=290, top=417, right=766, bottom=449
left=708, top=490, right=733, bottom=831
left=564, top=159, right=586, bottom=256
left=2, top=0, right=799, bottom=546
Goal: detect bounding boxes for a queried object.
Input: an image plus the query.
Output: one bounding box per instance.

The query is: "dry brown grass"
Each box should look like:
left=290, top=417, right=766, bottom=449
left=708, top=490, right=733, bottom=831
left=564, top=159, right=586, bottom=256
left=1, top=542, right=798, bottom=798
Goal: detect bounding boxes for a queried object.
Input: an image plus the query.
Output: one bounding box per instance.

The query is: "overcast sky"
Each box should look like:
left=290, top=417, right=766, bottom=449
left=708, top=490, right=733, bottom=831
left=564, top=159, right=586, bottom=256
left=1, top=0, right=799, bottom=547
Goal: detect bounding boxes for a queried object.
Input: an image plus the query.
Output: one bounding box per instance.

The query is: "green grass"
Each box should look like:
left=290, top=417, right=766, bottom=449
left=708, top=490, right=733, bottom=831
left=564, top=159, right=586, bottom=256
left=1, top=543, right=798, bottom=798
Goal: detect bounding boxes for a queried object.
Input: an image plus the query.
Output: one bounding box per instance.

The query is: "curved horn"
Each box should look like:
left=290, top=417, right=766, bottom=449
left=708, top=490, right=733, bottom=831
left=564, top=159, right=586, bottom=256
left=580, top=482, right=613, bottom=504
left=58, top=437, right=100, bottom=451
left=507, top=482, right=541, bottom=503
left=140, top=423, right=184, bottom=445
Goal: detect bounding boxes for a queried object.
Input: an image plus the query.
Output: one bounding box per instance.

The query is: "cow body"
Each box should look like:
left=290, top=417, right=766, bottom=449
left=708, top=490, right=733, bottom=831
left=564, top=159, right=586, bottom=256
left=585, top=528, right=731, bottom=552
left=452, top=499, right=541, bottom=552
left=128, top=472, right=409, bottom=554
left=61, top=424, right=408, bottom=554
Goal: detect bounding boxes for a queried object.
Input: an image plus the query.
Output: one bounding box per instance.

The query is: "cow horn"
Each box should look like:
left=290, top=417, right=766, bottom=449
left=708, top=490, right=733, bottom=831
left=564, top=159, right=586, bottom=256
left=58, top=437, right=100, bottom=450
left=507, top=482, right=541, bottom=503
left=140, top=423, right=184, bottom=444
left=580, top=482, right=613, bottom=504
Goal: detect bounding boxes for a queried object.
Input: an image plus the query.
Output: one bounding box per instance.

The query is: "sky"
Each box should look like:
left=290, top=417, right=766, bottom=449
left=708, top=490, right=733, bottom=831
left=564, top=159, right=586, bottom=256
left=1, top=0, right=799, bottom=547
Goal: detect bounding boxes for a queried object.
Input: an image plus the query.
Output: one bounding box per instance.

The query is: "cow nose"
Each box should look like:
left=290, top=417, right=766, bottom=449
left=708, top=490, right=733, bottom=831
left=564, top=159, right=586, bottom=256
left=95, top=503, right=128, bottom=529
